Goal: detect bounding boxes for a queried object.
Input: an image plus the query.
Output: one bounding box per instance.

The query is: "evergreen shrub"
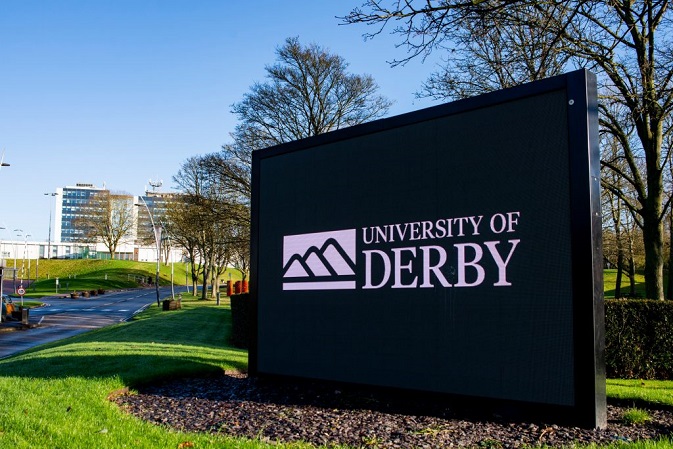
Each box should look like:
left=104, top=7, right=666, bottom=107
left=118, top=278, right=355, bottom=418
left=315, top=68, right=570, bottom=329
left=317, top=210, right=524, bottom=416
left=605, top=299, right=673, bottom=379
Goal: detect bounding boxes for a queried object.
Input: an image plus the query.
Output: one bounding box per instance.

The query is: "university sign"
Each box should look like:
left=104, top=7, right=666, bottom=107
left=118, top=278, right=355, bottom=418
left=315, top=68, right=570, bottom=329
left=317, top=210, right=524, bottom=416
left=282, top=211, right=521, bottom=291
left=250, top=70, right=606, bottom=428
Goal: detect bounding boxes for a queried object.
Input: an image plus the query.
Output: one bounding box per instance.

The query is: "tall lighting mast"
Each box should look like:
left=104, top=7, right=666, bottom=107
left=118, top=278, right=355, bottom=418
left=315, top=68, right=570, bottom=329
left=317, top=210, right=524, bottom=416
left=44, top=192, right=58, bottom=259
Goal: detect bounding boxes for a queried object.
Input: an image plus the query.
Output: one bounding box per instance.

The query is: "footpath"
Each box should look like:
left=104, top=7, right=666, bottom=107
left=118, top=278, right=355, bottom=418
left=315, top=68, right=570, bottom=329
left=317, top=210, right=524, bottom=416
left=0, top=296, right=89, bottom=359
left=0, top=290, right=153, bottom=360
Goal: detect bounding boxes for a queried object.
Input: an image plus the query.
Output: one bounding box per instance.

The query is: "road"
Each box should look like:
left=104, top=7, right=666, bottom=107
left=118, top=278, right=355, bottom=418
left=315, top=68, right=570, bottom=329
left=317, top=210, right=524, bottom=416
left=0, top=287, right=181, bottom=359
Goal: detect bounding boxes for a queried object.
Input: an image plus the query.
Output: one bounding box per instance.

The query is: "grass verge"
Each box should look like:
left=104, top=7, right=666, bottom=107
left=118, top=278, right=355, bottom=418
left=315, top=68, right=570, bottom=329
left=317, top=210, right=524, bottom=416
left=0, top=296, right=311, bottom=449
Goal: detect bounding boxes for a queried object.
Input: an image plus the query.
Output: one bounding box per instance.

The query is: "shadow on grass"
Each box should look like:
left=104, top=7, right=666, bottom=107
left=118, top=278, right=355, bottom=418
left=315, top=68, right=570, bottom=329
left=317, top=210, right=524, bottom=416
left=603, top=269, right=648, bottom=299
left=604, top=287, right=647, bottom=299
left=0, top=353, right=247, bottom=385
left=0, top=306, right=246, bottom=384
left=604, top=278, right=648, bottom=299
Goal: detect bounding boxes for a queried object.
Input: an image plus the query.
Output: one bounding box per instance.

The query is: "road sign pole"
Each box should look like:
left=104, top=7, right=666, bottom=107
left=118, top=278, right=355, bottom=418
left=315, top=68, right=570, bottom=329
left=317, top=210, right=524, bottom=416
left=17, top=285, right=25, bottom=307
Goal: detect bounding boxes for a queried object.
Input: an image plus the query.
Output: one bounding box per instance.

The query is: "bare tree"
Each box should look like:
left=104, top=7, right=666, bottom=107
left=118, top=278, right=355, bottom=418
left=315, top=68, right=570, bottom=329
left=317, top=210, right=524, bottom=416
left=75, top=191, right=135, bottom=260
left=172, top=155, right=242, bottom=299
left=227, top=204, right=250, bottom=281
left=200, top=144, right=252, bottom=210
left=343, top=0, right=673, bottom=299
left=165, top=200, right=203, bottom=294
left=419, top=2, right=574, bottom=100
left=172, top=157, right=216, bottom=299
left=602, top=133, right=643, bottom=297
left=231, top=36, right=392, bottom=149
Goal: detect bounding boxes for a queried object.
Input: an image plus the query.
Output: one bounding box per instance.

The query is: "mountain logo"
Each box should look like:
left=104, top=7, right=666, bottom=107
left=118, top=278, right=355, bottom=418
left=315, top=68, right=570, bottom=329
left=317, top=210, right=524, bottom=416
left=282, top=229, right=356, bottom=290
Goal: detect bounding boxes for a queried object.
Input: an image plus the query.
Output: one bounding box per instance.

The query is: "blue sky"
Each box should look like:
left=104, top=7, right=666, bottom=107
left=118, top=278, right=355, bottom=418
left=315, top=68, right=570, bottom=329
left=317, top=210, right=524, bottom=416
left=0, top=1, right=441, bottom=242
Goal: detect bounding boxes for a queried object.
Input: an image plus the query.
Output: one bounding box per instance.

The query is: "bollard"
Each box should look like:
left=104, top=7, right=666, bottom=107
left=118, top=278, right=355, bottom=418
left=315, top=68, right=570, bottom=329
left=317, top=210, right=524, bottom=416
left=216, top=292, right=221, bottom=305
left=21, top=307, right=29, bottom=326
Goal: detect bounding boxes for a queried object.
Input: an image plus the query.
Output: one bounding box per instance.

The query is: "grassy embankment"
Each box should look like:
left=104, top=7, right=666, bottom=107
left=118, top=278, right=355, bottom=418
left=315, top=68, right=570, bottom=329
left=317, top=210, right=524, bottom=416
left=7, top=259, right=243, bottom=299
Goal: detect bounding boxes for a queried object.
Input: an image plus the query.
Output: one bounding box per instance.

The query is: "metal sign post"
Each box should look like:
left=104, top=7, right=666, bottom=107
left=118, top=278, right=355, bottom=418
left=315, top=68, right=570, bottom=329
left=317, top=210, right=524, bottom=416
left=0, top=267, right=4, bottom=324
left=17, top=285, right=25, bottom=307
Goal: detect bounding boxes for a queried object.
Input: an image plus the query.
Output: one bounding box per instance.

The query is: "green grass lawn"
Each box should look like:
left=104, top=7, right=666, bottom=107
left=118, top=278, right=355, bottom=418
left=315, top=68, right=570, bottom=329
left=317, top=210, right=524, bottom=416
left=603, top=269, right=648, bottom=299
left=1, top=295, right=672, bottom=448
left=10, top=259, right=244, bottom=299
left=607, top=379, right=673, bottom=409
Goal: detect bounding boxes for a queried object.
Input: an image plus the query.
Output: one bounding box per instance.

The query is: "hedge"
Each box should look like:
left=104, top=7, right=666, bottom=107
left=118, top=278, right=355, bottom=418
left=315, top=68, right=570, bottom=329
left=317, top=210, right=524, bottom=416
left=605, top=299, right=673, bottom=379
left=228, top=296, right=673, bottom=379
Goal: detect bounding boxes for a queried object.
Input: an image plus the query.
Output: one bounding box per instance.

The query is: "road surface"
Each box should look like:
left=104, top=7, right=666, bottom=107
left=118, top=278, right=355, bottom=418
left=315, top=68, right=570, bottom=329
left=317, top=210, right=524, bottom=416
left=0, top=287, right=181, bottom=359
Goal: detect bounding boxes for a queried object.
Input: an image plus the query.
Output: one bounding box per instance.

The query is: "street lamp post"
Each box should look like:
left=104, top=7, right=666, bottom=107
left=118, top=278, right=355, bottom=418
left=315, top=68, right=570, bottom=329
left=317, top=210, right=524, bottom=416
left=26, top=236, right=32, bottom=284
left=165, top=232, right=175, bottom=299
left=137, top=197, right=161, bottom=307
left=0, top=226, right=5, bottom=263
left=13, top=229, right=22, bottom=294
left=12, top=229, right=21, bottom=269
left=21, top=233, right=31, bottom=286
left=0, top=155, right=8, bottom=324
left=44, top=192, right=58, bottom=260
left=0, top=226, right=5, bottom=322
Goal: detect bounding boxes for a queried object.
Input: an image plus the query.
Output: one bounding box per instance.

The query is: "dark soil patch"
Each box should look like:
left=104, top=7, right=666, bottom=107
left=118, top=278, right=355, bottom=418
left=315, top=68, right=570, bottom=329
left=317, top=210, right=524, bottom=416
left=113, top=372, right=673, bottom=448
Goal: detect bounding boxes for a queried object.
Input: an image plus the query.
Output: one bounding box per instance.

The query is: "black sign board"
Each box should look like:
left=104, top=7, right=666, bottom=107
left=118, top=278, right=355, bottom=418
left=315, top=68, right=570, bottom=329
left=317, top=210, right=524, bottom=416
left=250, top=69, right=606, bottom=428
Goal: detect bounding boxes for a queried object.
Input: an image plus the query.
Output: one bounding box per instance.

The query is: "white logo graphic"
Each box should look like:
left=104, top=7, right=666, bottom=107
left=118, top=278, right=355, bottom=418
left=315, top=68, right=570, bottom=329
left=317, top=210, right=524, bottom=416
left=282, top=229, right=356, bottom=290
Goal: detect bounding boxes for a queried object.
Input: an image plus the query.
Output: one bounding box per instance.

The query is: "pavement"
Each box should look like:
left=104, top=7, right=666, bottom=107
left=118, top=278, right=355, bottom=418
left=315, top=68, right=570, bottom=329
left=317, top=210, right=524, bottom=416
left=0, top=290, right=160, bottom=359
left=0, top=319, right=38, bottom=331
left=0, top=297, right=86, bottom=359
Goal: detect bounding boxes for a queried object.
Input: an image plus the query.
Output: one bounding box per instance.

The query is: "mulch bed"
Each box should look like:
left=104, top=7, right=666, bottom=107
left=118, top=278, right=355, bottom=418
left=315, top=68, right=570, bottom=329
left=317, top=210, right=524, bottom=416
left=113, top=372, right=673, bottom=448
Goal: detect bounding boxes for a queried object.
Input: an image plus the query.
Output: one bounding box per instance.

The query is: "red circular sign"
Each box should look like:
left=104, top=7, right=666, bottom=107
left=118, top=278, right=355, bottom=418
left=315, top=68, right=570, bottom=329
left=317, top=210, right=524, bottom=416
left=17, top=287, right=25, bottom=296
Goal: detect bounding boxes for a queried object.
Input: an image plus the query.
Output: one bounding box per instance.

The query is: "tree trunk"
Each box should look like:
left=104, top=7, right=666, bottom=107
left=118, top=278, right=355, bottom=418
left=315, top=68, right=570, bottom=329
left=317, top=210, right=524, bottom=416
left=625, top=230, right=637, bottom=297
left=210, top=269, right=216, bottom=299
left=643, top=209, right=665, bottom=300
left=614, top=219, right=623, bottom=298
left=637, top=110, right=665, bottom=300
left=628, top=255, right=637, bottom=297
left=190, top=262, right=199, bottom=295
left=668, top=213, right=673, bottom=300
left=668, top=245, right=673, bottom=300
left=201, top=265, right=209, bottom=300
left=615, top=251, right=623, bottom=299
